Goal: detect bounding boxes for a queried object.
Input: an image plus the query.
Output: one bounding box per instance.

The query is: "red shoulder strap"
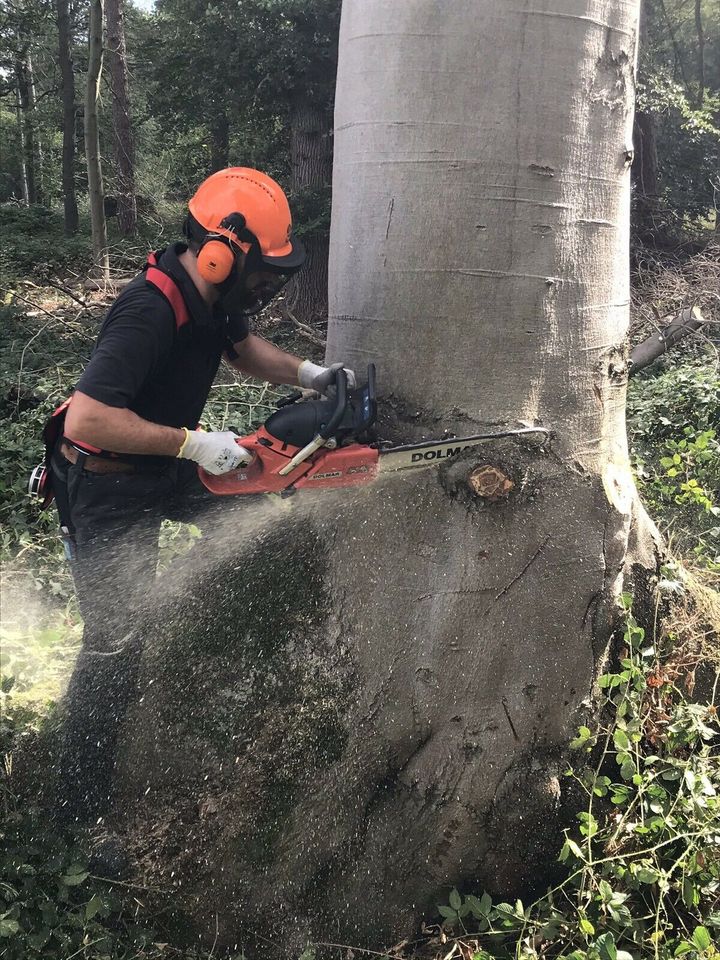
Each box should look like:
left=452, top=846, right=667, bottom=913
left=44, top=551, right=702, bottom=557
left=145, top=252, right=190, bottom=330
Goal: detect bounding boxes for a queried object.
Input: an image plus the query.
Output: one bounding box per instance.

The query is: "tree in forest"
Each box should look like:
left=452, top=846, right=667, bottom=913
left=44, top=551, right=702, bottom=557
left=148, top=0, right=339, bottom=320
left=56, top=0, right=79, bottom=234
left=108, top=0, right=661, bottom=953
left=0, top=0, right=53, bottom=205
left=634, top=0, right=719, bottom=235
left=14, top=48, right=43, bottom=203
left=106, top=0, right=136, bottom=235
left=85, top=0, right=109, bottom=279
left=268, top=0, right=340, bottom=323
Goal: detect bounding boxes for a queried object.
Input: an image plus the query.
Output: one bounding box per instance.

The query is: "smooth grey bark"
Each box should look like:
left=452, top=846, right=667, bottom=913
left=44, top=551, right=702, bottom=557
left=106, top=0, right=137, bottom=236
left=113, top=1, right=659, bottom=954
left=56, top=0, right=79, bottom=234
left=85, top=0, right=109, bottom=280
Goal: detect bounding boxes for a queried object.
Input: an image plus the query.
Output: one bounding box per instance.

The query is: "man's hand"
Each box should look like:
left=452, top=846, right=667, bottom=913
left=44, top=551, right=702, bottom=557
left=298, top=360, right=357, bottom=395
left=178, top=429, right=253, bottom=475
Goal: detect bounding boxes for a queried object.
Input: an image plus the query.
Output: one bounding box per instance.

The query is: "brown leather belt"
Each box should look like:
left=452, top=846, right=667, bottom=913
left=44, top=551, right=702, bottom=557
left=60, top=441, right=136, bottom=474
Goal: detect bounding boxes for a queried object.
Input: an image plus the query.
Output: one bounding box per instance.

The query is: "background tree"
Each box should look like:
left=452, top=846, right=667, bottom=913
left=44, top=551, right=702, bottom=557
left=56, top=0, right=79, bottom=234
left=0, top=0, right=55, bottom=206
left=85, top=0, right=109, bottom=278
left=106, top=0, right=136, bottom=235
left=145, top=0, right=339, bottom=319
left=634, top=0, right=719, bottom=238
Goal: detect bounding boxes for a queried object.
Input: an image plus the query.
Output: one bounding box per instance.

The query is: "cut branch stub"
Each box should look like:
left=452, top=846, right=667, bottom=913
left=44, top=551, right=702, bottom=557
left=468, top=464, right=514, bottom=500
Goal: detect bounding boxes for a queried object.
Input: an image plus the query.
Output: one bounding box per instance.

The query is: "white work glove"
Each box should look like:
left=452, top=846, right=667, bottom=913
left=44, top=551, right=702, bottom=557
left=177, top=429, right=253, bottom=476
left=298, top=360, right=356, bottom=396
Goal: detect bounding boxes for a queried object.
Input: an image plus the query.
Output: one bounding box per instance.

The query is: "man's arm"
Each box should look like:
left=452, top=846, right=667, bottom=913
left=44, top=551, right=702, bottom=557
left=226, top=333, right=303, bottom=385
left=64, top=391, right=185, bottom=456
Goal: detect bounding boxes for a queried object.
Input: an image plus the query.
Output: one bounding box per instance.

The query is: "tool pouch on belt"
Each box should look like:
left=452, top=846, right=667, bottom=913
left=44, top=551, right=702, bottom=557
left=28, top=397, right=72, bottom=509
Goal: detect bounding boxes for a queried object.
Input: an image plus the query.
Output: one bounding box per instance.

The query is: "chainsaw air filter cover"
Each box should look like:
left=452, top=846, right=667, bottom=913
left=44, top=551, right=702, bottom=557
left=263, top=399, right=332, bottom=448
left=263, top=369, right=377, bottom=450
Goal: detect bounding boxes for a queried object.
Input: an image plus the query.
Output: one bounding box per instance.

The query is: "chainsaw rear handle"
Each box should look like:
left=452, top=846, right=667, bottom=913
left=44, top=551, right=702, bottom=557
left=319, top=367, right=348, bottom=440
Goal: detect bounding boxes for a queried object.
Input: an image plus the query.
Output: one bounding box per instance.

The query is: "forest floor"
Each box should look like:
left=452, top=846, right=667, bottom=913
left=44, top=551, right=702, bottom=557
left=0, top=206, right=719, bottom=959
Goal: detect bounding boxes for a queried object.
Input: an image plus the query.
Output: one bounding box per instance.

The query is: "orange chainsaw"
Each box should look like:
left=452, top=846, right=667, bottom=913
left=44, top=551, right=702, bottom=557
left=199, top=365, right=548, bottom=496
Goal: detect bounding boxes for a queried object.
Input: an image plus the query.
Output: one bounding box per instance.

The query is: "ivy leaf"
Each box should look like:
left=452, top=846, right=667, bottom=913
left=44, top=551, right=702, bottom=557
left=85, top=893, right=104, bottom=921
left=692, top=927, right=711, bottom=952
left=597, top=931, right=617, bottom=960
left=27, top=927, right=51, bottom=950
left=0, top=918, right=19, bottom=937
left=614, top=728, right=630, bottom=750
left=449, top=888, right=462, bottom=911
left=60, top=867, right=89, bottom=887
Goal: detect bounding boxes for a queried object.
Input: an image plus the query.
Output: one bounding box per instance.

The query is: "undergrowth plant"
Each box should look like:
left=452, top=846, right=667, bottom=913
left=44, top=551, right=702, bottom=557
left=437, top=591, right=720, bottom=960
left=627, top=359, right=720, bottom=568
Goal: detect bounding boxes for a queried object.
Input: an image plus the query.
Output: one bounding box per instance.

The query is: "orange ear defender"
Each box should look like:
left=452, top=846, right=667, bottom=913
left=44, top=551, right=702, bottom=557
left=196, top=237, right=236, bottom=283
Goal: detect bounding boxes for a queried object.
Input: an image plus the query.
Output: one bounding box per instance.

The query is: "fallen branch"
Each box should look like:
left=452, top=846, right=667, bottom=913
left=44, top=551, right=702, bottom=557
left=7, top=291, right=96, bottom=342
left=280, top=306, right=327, bottom=348
left=46, top=276, right=92, bottom=309
left=83, top=277, right=132, bottom=293
left=629, top=305, right=707, bottom=375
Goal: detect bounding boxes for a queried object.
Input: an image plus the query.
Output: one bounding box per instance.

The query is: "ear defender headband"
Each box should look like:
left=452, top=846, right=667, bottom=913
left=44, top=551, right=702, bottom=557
left=186, top=212, right=256, bottom=285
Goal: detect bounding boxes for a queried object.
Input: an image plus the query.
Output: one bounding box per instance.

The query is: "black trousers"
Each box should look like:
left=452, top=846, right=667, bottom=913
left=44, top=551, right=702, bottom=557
left=52, top=448, right=220, bottom=823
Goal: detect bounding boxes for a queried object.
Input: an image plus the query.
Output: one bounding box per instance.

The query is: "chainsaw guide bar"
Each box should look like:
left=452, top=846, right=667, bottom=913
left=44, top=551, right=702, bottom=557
left=376, top=428, right=549, bottom=473
left=199, top=365, right=549, bottom=497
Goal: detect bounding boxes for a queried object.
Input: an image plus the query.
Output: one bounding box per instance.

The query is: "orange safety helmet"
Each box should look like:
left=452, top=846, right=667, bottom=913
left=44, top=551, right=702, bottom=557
left=186, top=167, right=305, bottom=285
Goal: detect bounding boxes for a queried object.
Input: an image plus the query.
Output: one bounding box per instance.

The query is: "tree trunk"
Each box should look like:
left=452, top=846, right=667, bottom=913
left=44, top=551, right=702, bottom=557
left=695, top=0, right=705, bottom=107
left=14, top=78, right=30, bottom=205
left=659, top=0, right=690, bottom=93
left=629, top=306, right=706, bottom=374
left=631, top=109, right=659, bottom=234
left=106, top=0, right=137, bottom=236
left=209, top=109, right=229, bottom=172
left=26, top=52, right=44, bottom=204
left=114, top=1, right=660, bottom=953
left=14, top=54, right=37, bottom=204
left=85, top=0, right=109, bottom=280
left=285, top=95, right=333, bottom=324
left=57, top=0, right=79, bottom=234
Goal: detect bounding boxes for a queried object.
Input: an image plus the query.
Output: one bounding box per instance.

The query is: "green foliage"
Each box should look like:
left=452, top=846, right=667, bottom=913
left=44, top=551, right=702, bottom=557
left=627, top=360, right=720, bottom=566
left=0, top=300, right=85, bottom=602
left=636, top=75, right=720, bottom=230
left=437, top=595, right=720, bottom=959
left=0, top=205, right=91, bottom=284
left=0, top=616, right=82, bottom=705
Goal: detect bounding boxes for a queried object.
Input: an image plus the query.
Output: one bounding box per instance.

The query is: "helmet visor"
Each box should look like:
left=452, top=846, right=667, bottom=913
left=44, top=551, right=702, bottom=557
left=240, top=269, right=294, bottom=315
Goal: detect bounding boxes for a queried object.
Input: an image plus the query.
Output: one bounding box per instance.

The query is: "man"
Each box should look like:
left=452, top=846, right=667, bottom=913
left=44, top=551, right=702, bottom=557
left=52, top=167, right=354, bottom=825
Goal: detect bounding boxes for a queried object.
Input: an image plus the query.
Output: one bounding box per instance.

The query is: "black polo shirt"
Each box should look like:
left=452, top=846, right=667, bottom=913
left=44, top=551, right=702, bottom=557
left=75, top=244, right=249, bottom=430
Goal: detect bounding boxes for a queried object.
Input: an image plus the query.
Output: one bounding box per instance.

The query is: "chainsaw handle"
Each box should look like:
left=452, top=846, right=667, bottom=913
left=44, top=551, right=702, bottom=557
left=319, top=368, right=348, bottom=440
left=275, top=390, right=303, bottom=409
